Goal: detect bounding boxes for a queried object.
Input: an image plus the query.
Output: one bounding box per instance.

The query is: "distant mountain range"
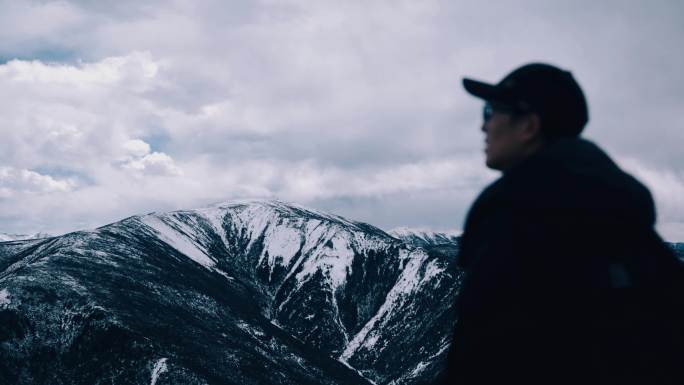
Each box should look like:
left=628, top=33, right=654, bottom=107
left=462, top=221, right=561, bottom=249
left=388, top=227, right=461, bottom=249
left=0, top=232, right=51, bottom=242
left=672, top=243, right=684, bottom=260
left=1, top=200, right=681, bottom=385
left=0, top=200, right=461, bottom=385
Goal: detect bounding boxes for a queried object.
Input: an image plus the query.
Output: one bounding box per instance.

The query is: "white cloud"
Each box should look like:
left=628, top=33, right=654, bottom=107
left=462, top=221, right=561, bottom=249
left=0, top=51, right=164, bottom=173
left=0, top=167, right=77, bottom=195
left=123, top=139, right=152, bottom=158
left=122, top=152, right=182, bottom=177
left=119, top=138, right=182, bottom=177
left=0, top=53, right=157, bottom=86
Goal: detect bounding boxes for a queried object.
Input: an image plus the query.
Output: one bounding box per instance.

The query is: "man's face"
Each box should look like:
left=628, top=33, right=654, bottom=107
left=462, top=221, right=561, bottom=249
left=481, top=103, right=529, bottom=171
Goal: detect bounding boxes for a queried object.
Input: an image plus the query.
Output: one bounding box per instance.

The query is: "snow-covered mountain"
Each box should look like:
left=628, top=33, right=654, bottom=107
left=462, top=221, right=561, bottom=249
left=0, top=199, right=462, bottom=385
left=389, top=227, right=461, bottom=249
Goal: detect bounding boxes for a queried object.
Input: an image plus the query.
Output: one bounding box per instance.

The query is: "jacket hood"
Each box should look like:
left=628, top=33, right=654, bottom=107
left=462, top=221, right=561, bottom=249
left=501, top=136, right=656, bottom=227
left=507, top=136, right=616, bottom=179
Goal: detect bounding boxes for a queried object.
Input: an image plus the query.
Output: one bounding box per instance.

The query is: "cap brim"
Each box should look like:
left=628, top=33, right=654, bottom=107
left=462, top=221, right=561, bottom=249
left=462, top=78, right=502, bottom=101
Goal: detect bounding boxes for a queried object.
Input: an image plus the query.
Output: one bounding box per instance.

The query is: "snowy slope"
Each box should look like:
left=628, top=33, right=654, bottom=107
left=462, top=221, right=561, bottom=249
left=137, top=200, right=463, bottom=384
left=0, top=201, right=380, bottom=385
left=0, top=199, right=460, bottom=385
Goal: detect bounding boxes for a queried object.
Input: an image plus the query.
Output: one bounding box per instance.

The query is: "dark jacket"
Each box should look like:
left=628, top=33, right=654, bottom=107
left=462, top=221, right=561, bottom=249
left=436, top=137, right=683, bottom=385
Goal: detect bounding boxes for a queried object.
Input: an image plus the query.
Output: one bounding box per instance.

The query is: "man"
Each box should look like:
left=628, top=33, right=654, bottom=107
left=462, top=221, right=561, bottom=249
left=435, top=63, right=683, bottom=384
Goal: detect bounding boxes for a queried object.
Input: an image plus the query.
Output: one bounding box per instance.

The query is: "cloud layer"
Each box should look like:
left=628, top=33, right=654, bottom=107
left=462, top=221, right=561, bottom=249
left=0, top=0, right=682, bottom=241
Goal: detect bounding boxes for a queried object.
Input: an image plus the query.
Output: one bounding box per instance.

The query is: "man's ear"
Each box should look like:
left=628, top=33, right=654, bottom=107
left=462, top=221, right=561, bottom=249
left=520, top=113, right=542, bottom=142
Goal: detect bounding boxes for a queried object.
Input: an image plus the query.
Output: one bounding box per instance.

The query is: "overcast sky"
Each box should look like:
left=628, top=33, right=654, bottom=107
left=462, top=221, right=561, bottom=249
left=0, top=0, right=683, bottom=241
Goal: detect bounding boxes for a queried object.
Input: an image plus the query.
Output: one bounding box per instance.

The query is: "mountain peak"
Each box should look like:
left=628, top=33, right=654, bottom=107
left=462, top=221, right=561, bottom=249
left=205, top=198, right=360, bottom=225
left=160, top=198, right=394, bottom=240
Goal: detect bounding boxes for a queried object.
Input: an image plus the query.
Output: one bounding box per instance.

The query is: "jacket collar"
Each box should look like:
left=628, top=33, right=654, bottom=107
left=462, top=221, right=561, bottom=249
left=502, top=136, right=617, bottom=179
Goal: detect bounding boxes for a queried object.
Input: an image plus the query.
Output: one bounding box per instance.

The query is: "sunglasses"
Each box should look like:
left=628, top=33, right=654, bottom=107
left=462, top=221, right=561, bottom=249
left=483, top=101, right=531, bottom=122
left=483, top=102, right=517, bottom=122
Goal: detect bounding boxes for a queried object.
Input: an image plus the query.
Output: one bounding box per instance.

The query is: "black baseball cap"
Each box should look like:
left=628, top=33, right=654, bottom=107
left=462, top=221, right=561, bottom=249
left=463, top=62, right=589, bottom=138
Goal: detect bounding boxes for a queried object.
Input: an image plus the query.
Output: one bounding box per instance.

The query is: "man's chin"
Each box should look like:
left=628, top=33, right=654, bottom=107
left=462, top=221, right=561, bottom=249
left=485, top=157, right=502, bottom=171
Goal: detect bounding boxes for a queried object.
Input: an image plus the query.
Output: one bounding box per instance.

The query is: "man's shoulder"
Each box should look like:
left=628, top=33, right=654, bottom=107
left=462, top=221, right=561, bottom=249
left=502, top=138, right=655, bottom=225
left=466, top=137, right=656, bottom=228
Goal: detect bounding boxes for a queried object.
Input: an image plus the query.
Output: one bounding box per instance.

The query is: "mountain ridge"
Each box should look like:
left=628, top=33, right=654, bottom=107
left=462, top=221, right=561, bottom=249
left=0, top=199, right=459, bottom=385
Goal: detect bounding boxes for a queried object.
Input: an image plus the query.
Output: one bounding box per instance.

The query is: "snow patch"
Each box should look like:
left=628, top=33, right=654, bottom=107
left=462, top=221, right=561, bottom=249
left=140, top=215, right=215, bottom=269
left=337, top=358, right=378, bottom=385
left=422, top=259, right=443, bottom=282
left=150, top=358, right=168, bottom=385
left=0, top=289, right=10, bottom=306
left=259, top=224, right=302, bottom=280
left=362, top=333, right=380, bottom=350
left=410, top=361, right=429, bottom=376
left=237, top=321, right=266, bottom=338
left=295, top=232, right=355, bottom=289
left=197, top=206, right=230, bottom=247
left=341, top=249, right=435, bottom=360
left=408, top=342, right=451, bottom=378
left=215, top=269, right=234, bottom=281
